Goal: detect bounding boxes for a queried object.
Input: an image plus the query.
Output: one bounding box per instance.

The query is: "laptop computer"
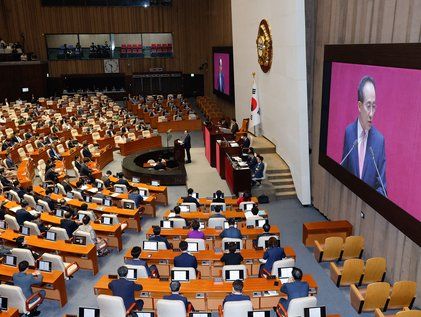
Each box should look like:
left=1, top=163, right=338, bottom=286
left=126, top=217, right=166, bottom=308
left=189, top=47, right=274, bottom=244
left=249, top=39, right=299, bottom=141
left=0, top=297, right=8, bottom=312
left=225, top=269, right=245, bottom=281
left=20, top=226, right=30, bottom=236
left=79, top=307, right=100, bottom=317
left=304, top=306, right=327, bottom=317
left=160, top=220, right=173, bottom=229
left=151, top=180, right=160, bottom=186
left=143, top=241, right=158, bottom=251
left=74, top=235, right=87, bottom=245
left=38, top=260, right=52, bottom=272
left=126, top=268, right=138, bottom=281
left=247, top=312, right=270, bottom=317
left=132, top=177, right=140, bottom=183
left=55, top=209, right=64, bottom=217
left=187, top=242, right=199, bottom=252
left=102, top=216, right=113, bottom=225
left=278, top=267, right=294, bottom=283
left=4, top=255, right=17, bottom=266
left=123, top=201, right=135, bottom=209
left=46, top=231, right=57, bottom=241
left=171, top=270, right=190, bottom=282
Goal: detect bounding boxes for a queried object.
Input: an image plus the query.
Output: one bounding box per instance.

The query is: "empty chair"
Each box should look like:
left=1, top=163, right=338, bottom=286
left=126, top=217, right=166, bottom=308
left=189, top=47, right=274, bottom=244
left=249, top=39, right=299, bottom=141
left=222, top=238, right=243, bottom=251
left=170, top=218, right=187, bottom=228
left=38, top=199, right=51, bottom=212
left=341, top=235, right=364, bottom=260
left=97, top=294, right=136, bottom=317
left=41, top=253, right=79, bottom=279
left=56, top=183, right=67, bottom=195
left=23, top=221, right=41, bottom=236
left=127, top=132, right=136, bottom=140
left=361, top=257, right=387, bottom=285
left=208, top=217, right=226, bottom=229
left=88, top=144, right=98, bottom=155
left=23, top=194, right=37, bottom=208
left=330, top=258, right=364, bottom=287
left=271, top=258, right=296, bottom=276
left=222, top=265, right=247, bottom=281
left=387, top=281, right=417, bottom=310
left=57, top=144, right=66, bottom=154
left=4, top=214, right=20, bottom=231
left=37, top=159, right=46, bottom=171
left=48, top=227, right=70, bottom=241
left=314, top=236, right=344, bottom=262
left=210, top=202, right=226, bottom=211
left=219, top=300, right=253, bottom=317
left=375, top=308, right=421, bottom=317
left=350, top=282, right=390, bottom=313
left=185, top=238, right=206, bottom=251
left=245, top=216, right=264, bottom=227
left=92, top=132, right=101, bottom=143
left=276, top=296, right=318, bottom=317
left=8, top=190, right=21, bottom=202
left=71, top=190, right=84, bottom=201
left=11, top=248, right=37, bottom=266
left=170, top=267, right=197, bottom=280
left=0, top=284, right=44, bottom=315
left=114, top=184, right=128, bottom=194
left=114, top=135, right=124, bottom=148
left=180, top=202, right=197, bottom=211
left=157, top=299, right=187, bottom=317
left=25, top=143, right=35, bottom=153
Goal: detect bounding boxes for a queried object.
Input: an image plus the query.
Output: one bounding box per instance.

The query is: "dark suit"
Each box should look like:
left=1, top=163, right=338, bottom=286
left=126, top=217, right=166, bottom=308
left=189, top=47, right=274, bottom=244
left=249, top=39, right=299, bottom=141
left=108, top=278, right=143, bottom=310
left=219, top=227, right=242, bottom=239
left=262, top=247, right=286, bottom=272
left=231, top=122, right=239, bottom=135
left=212, top=197, right=225, bottom=203
left=223, top=293, right=250, bottom=305
left=5, top=157, right=16, bottom=169
left=279, top=281, right=309, bottom=310
left=242, top=137, right=250, bottom=149
left=82, top=147, right=92, bottom=159
left=128, top=193, right=143, bottom=208
left=253, top=162, right=264, bottom=179
left=341, top=120, right=386, bottom=196
left=247, top=156, right=257, bottom=171
left=220, top=252, right=243, bottom=265
left=15, top=209, right=36, bottom=226
left=174, top=252, right=197, bottom=269
left=183, top=133, right=191, bottom=163
left=182, top=196, right=200, bottom=207
left=218, top=72, right=225, bottom=92
left=60, top=218, right=79, bottom=238
left=163, top=293, right=189, bottom=310
left=149, top=235, right=171, bottom=249
left=48, top=148, right=62, bottom=160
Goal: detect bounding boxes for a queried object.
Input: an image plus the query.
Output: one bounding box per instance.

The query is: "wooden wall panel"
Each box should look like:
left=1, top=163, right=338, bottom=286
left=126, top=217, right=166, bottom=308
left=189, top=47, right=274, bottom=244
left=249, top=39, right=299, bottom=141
left=310, top=0, right=421, bottom=307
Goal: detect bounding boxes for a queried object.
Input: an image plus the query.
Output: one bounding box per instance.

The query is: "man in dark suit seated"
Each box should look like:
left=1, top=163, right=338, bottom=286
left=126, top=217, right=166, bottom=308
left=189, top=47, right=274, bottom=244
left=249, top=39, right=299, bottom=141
left=163, top=281, right=192, bottom=310
left=278, top=267, right=309, bottom=310
left=108, top=266, right=144, bottom=311
left=0, top=170, right=13, bottom=190
left=81, top=142, right=93, bottom=159
left=230, top=118, right=239, bottom=135
left=240, top=135, right=250, bottom=149
left=149, top=226, right=172, bottom=249
left=209, top=205, right=225, bottom=219
left=128, top=188, right=143, bottom=208
left=260, top=237, right=285, bottom=276
left=212, top=190, right=225, bottom=203
left=253, top=223, right=273, bottom=246
left=60, top=211, right=80, bottom=238
left=173, top=241, right=197, bottom=269
left=220, top=242, right=243, bottom=265
left=5, top=153, right=16, bottom=169
left=13, top=261, right=45, bottom=316
left=80, top=158, right=95, bottom=183
left=124, top=246, right=152, bottom=277
left=115, top=172, right=133, bottom=190
left=48, top=145, right=62, bottom=161
left=45, top=163, right=59, bottom=183
left=15, top=201, right=37, bottom=226
left=246, top=148, right=257, bottom=171
left=219, top=218, right=242, bottom=239
left=222, top=279, right=250, bottom=305
left=182, top=188, right=200, bottom=208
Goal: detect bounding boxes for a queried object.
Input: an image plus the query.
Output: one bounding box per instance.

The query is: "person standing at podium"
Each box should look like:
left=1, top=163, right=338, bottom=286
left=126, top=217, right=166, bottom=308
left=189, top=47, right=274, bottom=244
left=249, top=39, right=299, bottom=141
left=182, top=130, right=191, bottom=163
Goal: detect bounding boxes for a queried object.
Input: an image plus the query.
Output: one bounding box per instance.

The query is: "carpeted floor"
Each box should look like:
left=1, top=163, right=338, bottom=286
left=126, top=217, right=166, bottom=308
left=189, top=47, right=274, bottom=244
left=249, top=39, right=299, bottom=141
left=37, top=130, right=380, bottom=316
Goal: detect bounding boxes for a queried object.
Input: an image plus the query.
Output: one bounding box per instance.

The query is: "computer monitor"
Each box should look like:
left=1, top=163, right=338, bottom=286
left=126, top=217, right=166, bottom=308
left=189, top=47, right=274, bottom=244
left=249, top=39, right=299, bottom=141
left=79, top=307, right=100, bottom=317
left=42, top=182, right=49, bottom=189
left=143, top=241, right=158, bottom=251
left=187, top=242, right=199, bottom=252
left=225, top=269, right=244, bottom=281
left=55, top=209, right=64, bottom=217
left=74, top=235, right=87, bottom=245
left=213, top=192, right=224, bottom=199
left=151, top=180, right=160, bottom=186
left=126, top=268, right=138, bottom=280
left=171, top=270, right=189, bottom=281
left=160, top=220, right=173, bottom=229
left=96, top=181, right=103, bottom=189
left=255, top=219, right=268, bottom=228
left=124, top=201, right=135, bottom=209
left=38, top=260, right=52, bottom=272
left=132, top=177, right=140, bottom=183
left=247, top=312, right=271, bottom=317
left=77, top=213, right=85, bottom=221
left=85, top=196, right=92, bottom=203
left=192, top=192, right=199, bottom=199
left=20, top=226, right=30, bottom=236
left=278, top=267, right=294, bottom=283
left=199, top=221, right=205, bottom=229
left=66, top=192, right=74, bottom=199
left=102, top=216, right=113, bottom=225
left=304, top=306, right=327, bottom=317
left=114, top=186, right=124, bottom=194
left=244, top=203, right=254, bottom=211
left=36, top=204, right=44, bottom=212
left=46, top=231, right=57, bottom=241
left=0, top=220, right=6, bottom=230
left=133, top=312, right=155, bottom=317
left=0, top=297, right=8, bottom=311
left=139, top=189, right=147, bottom=197
left=223, top=221, right=237, bottom=229
left=4, top=255, right=17, bottom=266
left=224, top=241, right=240, bottom=251
left=189, top=314, right=212, bottom=317
left=54, top=187, right=60, bottom=194
left=179, top=205, right=190, bottom=212
left=104, top=199, right=112, bottom=207
left=5, top=192, right=12, bottom=201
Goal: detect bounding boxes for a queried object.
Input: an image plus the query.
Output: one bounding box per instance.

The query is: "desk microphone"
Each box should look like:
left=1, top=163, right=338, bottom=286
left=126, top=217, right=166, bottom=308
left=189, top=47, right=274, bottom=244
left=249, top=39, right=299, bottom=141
left=340, top=138, right=358, bottom=165
left=369, top=146, right=387, bottom=197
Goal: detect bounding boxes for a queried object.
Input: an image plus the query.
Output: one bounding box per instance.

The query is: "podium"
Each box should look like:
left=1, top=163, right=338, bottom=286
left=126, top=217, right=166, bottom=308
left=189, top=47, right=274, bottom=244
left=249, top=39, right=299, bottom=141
left=224, top=154, right=251, bottom=195
left=216, top=140, right=242, bottom=179
left=204, top=125, right=233, bottom=167
left=174, top=139, right=185, bottom=163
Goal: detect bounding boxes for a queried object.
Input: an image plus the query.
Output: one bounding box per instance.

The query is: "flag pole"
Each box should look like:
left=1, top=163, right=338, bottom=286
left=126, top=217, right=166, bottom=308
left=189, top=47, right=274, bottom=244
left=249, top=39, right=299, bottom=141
left=252, top=72, right=256, bottom=136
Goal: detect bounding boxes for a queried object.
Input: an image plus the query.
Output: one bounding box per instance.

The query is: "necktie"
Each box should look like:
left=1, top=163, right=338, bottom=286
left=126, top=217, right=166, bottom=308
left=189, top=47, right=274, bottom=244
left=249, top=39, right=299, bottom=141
left=359, top=130, right=367, bottom=178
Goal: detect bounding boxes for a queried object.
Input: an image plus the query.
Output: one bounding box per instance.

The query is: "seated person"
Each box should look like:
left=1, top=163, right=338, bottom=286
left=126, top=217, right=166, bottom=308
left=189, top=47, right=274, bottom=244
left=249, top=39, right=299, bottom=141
left=236, top=192, right=252, bottom=205
left=245, top=205, right=263, bottom=222
left=13, top=261, right=45, bottom=316
left=128, top=188, right=144, bottom=208
left=15, top=201, right=47, bottom=232
left=169, top=206, right=182, bottom=218
left=108, top=266, right=143, bottom=311
left=209, top=205, right=225, bottom=219
left=279, top=267, right=309, bottom=310
left=77, top=215, right=108, bottom=256
left=163, top=281, right=192, bottom=310
left=60, top=211, right=80, bottom=238
left=5, top=153, right=16, bottom=169
left=220, top=242, right=243, bottom=265
left=45, top=163, right=59, bottom=183
left=80, top=158, right=95, bottom=183
left=149, top=226, right=171, bottom=249
left=219, top=218, right=242, bottom=239
left=239, top=134, right=250, bottom=149
left=246, top=148, right=257, bottom=171
left=15, top=236, right=41, bottom=260
left=187, top=220, right=205, bottom=239
left=81, top=142, right=93, bottom=159
left=124, top=246, right=152, bottom=277
left=102, top=170, right=114, bottom=188
left=153, top=158, right=166, bottom=170
left=182, top=188, right=200, bottom=208
left=212, top=190, right=225, bottom=203
left=48, top=145, right=62, bottom=161
left=260, top=237, right=285, bottom=275
left=174, top=241, right=197, bottom=269
left=115, top=172, right=133, bottom=190
left=254, top=223, right=273, bottom=246
left=223, top=279, right=250, bottom=304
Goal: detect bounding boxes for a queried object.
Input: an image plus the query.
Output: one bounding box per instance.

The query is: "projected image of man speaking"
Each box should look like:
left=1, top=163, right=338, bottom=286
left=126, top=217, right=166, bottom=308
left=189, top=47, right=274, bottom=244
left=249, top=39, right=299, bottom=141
left=341, top=76, right=387, bottom=196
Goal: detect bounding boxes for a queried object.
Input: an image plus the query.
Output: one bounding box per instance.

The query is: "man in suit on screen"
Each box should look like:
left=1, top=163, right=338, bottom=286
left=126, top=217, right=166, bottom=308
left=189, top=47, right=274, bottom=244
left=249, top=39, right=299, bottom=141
left=341, top=76, right=387, bottom=196
left=217, top=58, right=225, bottom=93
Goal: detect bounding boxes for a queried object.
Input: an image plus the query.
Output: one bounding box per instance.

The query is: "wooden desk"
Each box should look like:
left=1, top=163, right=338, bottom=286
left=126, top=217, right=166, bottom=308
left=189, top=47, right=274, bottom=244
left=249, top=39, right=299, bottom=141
left=61, top=147, right=79, bottom=169
left=302, top=220, right=353, bottom=247
left=156, top=119, right=202, bottom=133
left=0, top=264, right=67, bottom=306
left=94, top=146, right=114, bottom=170
left=40, top=213, right=124, bottom=251
left=204, top=125, right=233, bottom=167
left=94, top=275, right=317, bottom=311
left=0, top=229, right=99, bottom=275
left=162, top=210, right=267, bottom=221
left=176, top=197, right=258, bottom=207
left=225, top=154, right=251, bottom=196
left=97, top=136, right=115, bottom=149
left=0, top=308, right=19, bottom=317
left=119, top=135, right=162, bottom=156
left=17, top=158, right=35, bottom=188
left=216, top=141, right=242, bottom=179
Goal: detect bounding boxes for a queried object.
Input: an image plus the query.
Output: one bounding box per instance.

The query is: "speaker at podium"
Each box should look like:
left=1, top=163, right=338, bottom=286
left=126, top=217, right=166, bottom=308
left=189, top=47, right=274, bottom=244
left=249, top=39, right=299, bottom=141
left=174, top=138, right=185, bottom=164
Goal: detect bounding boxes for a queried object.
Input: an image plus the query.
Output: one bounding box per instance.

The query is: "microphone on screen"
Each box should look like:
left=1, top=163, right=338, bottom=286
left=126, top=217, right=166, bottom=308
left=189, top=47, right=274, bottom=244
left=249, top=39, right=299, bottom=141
left=369, top=146, right=387, bottom=198
left=340, top=138, right=358, bottom=166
